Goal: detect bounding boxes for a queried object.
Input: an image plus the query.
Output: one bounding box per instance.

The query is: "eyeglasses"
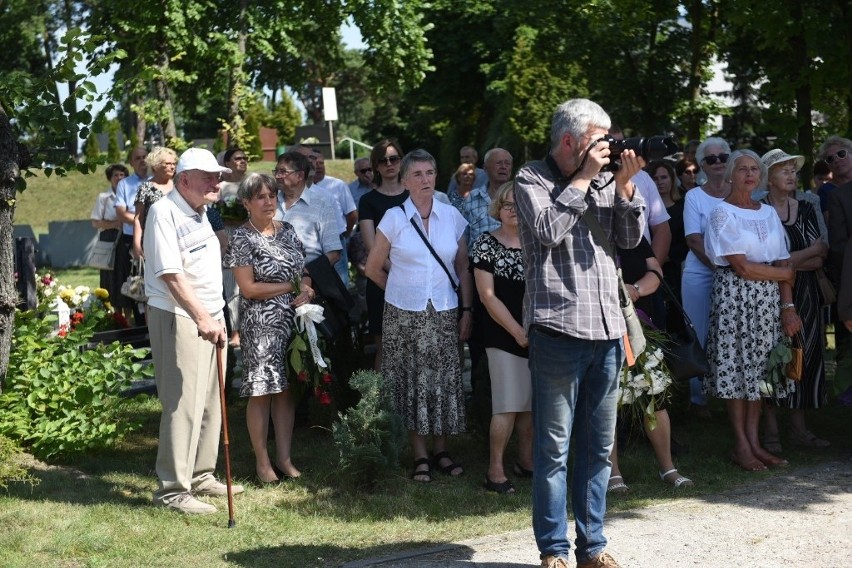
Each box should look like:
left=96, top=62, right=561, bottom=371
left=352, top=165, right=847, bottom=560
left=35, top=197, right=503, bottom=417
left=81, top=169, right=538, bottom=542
left=358, top=168, right=373, bottom=174
left=501, top=202, right=516, bottom=212
left=378, top=155, right=401, bottom=166
left=702, top=153, right=729, bottom=165
left=825, top=149, right=848, bottom=165
left=231, top=156, right=247, bottom=162
left=273, top=168, right=298, bottom=176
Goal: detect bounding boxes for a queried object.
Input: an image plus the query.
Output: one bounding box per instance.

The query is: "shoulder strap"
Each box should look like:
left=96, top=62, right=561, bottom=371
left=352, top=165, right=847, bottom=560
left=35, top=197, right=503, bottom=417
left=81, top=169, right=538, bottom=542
left=581, top=207, right=616, bottom=262
left=399, top=204, right=459, bottom=292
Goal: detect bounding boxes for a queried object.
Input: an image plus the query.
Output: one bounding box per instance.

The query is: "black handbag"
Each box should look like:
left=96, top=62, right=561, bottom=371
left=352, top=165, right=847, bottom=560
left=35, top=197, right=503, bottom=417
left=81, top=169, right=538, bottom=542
left=650, top=269, right=710, bottom=382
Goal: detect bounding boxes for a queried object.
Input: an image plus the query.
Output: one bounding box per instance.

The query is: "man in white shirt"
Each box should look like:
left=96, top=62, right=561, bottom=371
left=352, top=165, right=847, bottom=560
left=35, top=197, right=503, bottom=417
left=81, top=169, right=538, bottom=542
left=114, top=147, right=149, bottom=324
left=273, top=151, right=342, bottom=266
left=145, top=148, right=244, bottom=515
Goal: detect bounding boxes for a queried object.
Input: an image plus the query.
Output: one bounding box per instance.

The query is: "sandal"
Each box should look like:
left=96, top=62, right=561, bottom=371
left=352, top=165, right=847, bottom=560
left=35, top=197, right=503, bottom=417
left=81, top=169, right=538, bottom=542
left=659, top=468, right=694, bottom=488
left=607, top=475, right=629, bottom=494
left=411, top=457, right=432, bottom=483
left=760, top=433, right=783, bottom=454
left=730, top=452, right=767, bottom=472
left=790, top=428, right=830, bottom=448
left=432, top=451, right=463, bottom=476
left=484, top=475, right=516, bottom=494
left=513, top=463, right=533, bottom=478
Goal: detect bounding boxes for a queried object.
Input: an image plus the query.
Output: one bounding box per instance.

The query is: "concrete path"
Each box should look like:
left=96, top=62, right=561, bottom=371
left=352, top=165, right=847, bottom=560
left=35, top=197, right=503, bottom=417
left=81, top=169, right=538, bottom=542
left=344, top=459, right=852, bottom=567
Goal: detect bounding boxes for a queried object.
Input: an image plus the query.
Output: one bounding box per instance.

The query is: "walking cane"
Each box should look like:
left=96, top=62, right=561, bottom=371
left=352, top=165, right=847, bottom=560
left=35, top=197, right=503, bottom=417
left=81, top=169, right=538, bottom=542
left=216, top=341, right=236, bottom=528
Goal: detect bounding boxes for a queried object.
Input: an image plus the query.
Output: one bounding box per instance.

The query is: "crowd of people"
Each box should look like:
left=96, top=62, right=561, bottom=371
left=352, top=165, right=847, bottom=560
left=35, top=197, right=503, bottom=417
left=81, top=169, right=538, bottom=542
left=88, top=98, right=851, bottom=568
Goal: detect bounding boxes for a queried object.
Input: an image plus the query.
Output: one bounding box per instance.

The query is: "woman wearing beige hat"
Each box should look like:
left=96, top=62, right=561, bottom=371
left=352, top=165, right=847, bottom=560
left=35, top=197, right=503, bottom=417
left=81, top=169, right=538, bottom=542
left=759, top=149, right=830, bottom=451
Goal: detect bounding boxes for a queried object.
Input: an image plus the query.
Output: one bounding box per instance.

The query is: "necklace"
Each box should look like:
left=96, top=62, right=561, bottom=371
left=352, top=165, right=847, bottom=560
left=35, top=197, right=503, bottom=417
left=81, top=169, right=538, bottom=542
left=248, top=218, right=276, bottom=237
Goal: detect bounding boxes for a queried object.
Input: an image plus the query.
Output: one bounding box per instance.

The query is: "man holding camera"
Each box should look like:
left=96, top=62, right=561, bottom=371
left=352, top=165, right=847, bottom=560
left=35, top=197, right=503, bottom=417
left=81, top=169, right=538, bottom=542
left=514, top=99, right=646, bottom=568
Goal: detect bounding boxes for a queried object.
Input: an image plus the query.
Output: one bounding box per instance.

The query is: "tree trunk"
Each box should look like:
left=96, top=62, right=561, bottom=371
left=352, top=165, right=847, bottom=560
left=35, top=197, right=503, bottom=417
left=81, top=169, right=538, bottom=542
left=790, top=0, right=814, bottom=184
left=0, top=109, right=22, bottom=392
left=134, top=96, right=147, bottom=148
left=226, top=0, right=249, bottom=147
left=154, top=51, right=178, bottom=144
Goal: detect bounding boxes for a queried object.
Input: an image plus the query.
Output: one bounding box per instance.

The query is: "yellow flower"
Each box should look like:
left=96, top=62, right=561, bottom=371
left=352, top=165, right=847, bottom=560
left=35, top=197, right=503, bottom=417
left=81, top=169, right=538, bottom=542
left=94, top=288, right=109, bottom=300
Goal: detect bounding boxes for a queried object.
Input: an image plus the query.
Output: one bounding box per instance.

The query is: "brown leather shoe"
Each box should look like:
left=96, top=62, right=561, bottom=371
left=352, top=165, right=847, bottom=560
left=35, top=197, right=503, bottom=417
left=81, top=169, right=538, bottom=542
left=541, top=555, right=570, bottom=568
left=577, top=551, right=622, bottom=568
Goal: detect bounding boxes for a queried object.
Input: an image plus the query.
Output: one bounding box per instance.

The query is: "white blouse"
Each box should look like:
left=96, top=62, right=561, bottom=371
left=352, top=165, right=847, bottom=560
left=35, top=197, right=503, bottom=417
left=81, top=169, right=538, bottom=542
left=705, top=202, right=790, bottom=267
left=683, top=186, right=725, bottom=274
left=377, top=196, right=468, bottom=312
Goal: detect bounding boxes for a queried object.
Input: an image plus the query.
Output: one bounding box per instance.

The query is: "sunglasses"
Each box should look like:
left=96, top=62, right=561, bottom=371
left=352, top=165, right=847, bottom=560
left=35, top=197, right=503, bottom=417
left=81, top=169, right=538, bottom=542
left=702, top=153, right=729, bottom=165
left=825, top=149, right=848, bottom=165
left=378, top=155, right=401, bottom=166
left=358, top=168, right=373, bottom=174
left=683, top=169, right=697, bottom=175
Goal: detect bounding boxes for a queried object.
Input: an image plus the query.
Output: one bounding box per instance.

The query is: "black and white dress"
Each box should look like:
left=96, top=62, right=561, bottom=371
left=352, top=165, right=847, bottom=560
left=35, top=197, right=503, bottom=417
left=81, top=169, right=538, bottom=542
left=223, top=222, right=305, bottom=397
left=703, top=202, right=794, bottom=401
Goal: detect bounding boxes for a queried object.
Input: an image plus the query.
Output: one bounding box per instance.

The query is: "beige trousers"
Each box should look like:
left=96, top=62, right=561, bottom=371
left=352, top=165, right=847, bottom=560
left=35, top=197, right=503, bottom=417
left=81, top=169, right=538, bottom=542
left=149, top=307, right=226, bottom=500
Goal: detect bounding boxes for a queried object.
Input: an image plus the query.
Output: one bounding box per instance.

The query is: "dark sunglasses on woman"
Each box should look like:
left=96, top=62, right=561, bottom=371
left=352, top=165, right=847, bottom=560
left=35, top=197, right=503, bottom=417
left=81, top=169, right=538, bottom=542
left=825, top=149, right=848, bottom=165
left=378, top=155, right=401, bottom=166
left=702, top=153, right=730, bottom=165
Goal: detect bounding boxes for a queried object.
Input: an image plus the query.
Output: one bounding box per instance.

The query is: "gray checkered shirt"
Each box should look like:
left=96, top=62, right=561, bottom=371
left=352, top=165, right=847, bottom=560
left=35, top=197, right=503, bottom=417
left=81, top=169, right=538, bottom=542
left=514, top=158, right=646, bottom=340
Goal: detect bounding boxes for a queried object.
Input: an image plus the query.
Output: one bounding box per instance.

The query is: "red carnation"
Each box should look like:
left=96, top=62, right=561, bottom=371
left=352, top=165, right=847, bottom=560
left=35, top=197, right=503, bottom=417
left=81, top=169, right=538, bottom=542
left=297, top=370, right=308, bottom=382
left=322, top=373, right=333, bottom=384
left=318, top=391, right=332, bottom=405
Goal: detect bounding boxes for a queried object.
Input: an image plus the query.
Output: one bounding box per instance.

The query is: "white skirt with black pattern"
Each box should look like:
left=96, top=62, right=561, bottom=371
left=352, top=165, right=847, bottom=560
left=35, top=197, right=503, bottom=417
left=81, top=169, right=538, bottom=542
left=703, top=267, right=793, bottom=401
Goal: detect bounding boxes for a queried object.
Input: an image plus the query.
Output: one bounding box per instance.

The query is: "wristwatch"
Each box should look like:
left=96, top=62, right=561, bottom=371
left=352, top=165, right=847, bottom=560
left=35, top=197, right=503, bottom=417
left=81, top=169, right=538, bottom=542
left=632, top=283, right=640, bottom=294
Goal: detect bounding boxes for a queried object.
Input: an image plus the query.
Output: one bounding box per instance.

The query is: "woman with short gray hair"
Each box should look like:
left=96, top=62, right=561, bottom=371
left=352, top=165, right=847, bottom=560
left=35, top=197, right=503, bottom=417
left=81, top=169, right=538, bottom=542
left=365, top=149, right=473, bottom=483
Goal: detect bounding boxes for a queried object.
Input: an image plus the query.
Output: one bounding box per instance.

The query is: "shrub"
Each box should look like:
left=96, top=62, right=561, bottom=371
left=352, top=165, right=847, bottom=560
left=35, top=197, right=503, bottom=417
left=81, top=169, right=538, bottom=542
left=0, top=435, right=38, bottom=489
left=332, top=370, right=405, bottom=491
left=0, top=301, right=152, bottom=459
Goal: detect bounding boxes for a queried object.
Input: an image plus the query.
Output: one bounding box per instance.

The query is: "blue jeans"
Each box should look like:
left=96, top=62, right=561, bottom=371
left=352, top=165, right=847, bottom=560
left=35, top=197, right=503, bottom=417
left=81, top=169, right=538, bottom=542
left=529, top=326, right=622, bottom=562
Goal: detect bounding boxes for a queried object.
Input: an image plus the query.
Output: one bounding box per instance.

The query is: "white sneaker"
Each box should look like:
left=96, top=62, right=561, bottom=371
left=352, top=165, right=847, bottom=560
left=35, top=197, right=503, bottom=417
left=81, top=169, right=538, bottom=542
left=193, top=479, right=245, bottom=497
left=153, top=493, right=217, bottom=514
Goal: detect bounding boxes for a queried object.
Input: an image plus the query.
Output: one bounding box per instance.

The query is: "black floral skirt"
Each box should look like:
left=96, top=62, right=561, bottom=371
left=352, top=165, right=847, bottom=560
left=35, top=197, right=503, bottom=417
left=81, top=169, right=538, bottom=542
left=381, top=301, right=466, bottom=436
left=703, top=268, right=792, bottom=401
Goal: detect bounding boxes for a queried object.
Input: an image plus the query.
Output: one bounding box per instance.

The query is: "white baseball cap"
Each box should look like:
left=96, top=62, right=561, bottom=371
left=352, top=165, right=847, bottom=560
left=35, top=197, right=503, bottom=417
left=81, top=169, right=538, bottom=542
left=176, top=148, right=232, bottom=175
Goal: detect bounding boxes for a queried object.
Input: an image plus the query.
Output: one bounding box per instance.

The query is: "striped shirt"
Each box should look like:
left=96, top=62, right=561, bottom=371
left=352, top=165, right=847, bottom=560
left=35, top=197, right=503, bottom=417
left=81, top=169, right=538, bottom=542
left=514, top=157, right=646, bottom=340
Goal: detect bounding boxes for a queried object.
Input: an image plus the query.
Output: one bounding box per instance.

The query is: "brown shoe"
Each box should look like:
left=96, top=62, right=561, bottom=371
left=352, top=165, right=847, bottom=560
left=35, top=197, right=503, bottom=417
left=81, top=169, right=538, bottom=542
left=541, top=555, right=570, bottom=568
left=577, top=551, right=622, bottom=568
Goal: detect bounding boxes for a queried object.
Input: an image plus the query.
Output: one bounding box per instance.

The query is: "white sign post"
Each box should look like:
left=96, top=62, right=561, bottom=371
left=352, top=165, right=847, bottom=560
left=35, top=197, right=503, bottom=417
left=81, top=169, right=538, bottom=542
left=322, top=87, right=338, bottom=160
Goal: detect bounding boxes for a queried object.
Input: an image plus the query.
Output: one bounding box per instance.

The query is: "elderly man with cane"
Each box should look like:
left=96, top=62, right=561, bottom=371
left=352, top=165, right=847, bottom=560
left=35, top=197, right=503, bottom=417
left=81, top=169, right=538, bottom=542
left=144, top=148, right=244, bottom=515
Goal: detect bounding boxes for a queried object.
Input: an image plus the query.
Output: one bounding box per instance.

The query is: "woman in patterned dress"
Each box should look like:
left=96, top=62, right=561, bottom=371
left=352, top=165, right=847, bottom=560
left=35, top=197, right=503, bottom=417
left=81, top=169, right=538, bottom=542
left=223, top=173, right=316, bottom=484
left=365, top=149, right=473, bottom=483
left=704, top=150, right=802, bottom=472
left=471, top=182, right=533, bottom=494
left=759, top=150, right=831, bottom=451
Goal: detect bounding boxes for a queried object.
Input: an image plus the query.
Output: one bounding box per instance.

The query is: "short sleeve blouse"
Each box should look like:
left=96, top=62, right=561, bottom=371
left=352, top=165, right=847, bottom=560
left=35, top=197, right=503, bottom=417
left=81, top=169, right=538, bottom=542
left=705, top=202, right=790, bottom=266
left=378, top=197, right=468, bottom=312
left=471, top=232, right=527, bottom=358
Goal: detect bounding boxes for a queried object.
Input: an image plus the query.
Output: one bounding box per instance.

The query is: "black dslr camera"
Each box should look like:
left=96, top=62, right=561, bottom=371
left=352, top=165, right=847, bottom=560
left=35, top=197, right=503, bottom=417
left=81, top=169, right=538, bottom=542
left=595, top=135, right=679, bottom=172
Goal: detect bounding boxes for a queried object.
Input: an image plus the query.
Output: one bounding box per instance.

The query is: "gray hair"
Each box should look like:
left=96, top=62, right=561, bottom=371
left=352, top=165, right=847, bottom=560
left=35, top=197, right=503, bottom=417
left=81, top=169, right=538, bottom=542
left=238, top=173, right=278, bottom=202
left=818, top=135, right=852, bottom=160
left=400, top=149, right=437, bottom=179
left=723, top=149, right=766, bottom=186
left=483, top=147, right=512, bottom=166
left=550, top=99, right=611, bottom=150
left=695, top=137, right=731, bottom=166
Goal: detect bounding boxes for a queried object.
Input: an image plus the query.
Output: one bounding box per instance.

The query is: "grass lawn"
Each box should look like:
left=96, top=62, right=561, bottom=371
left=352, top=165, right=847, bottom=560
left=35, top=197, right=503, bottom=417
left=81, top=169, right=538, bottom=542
left=14, top=160, right=357, bottom=236
left=1, top=376, right=849, bottom=567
